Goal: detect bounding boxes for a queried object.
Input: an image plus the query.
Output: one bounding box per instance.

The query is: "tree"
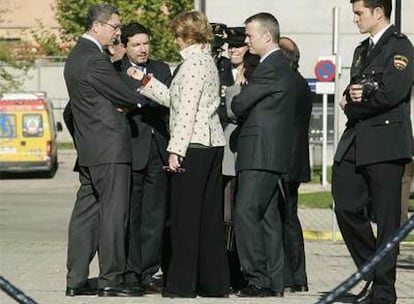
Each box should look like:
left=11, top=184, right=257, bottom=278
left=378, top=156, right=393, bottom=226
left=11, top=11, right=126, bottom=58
left=0, top=3, right=36, bottom=93
left=55, top=0, right=193, bottom=62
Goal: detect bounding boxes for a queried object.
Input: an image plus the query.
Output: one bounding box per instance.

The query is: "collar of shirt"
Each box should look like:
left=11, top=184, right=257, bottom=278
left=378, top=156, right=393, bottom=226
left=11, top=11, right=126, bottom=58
left=82, top=33, right=104, bottom=53
left=129, top=60, right=147, bottom=73
left=180, top=43, right=211, bottom=60
left=370, top=23, right=392, bottom=46
left=260, top=47, right=280, bottom=63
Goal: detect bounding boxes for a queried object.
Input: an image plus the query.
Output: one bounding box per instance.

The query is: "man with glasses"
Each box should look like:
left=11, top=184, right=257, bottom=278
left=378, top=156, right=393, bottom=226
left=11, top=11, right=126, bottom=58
left=64, top=3, right=145, bottom=297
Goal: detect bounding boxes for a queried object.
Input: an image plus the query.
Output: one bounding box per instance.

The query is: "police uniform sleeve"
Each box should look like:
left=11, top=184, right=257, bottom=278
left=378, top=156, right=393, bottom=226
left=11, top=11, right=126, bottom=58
left=345, top=34, right=413, bottom=120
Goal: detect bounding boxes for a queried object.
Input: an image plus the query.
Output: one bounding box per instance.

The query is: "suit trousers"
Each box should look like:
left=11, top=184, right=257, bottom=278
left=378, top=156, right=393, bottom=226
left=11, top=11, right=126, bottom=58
left=165, top=147, right=230, bottom=296
left=125, top=136, right=168, bottom=285
left=235, top=170, right=284, bottom=292
left=66, top=163, right=131, bottom=289
left=283, top=181, right=308, bottom=287
left=223, top=175, right=246, bottom=290
left=332, top=159, right=404, bottom=303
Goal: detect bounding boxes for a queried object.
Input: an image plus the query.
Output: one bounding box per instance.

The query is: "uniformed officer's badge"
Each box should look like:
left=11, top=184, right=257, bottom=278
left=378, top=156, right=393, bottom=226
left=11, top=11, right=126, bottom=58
left=393, top=55, right=409, bottom=70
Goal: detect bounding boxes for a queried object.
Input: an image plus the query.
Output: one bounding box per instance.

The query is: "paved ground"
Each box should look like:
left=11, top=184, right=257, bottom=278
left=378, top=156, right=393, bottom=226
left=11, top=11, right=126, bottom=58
left=0, top=150, right=413, bottom=304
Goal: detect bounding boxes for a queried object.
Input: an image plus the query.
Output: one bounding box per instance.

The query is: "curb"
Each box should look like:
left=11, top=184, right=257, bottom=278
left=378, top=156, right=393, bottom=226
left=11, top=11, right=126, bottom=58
left=303, top=230, right=343, bottom=241
left=303, top=230, right=414, bottom=243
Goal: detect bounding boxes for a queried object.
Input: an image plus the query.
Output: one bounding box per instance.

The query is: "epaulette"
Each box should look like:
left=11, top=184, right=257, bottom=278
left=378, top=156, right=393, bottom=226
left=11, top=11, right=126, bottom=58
left=392, top=31, right=407, bottom=39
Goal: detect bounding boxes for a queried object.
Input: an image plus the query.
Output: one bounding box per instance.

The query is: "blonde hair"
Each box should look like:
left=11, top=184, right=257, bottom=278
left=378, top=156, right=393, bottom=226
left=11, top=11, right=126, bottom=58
left=171, top=11, right=214, bottom=45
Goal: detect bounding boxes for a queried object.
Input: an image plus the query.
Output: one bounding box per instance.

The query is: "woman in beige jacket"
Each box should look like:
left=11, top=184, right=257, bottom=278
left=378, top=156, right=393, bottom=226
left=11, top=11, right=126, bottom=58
left=128, top=11, right=229, bottom=298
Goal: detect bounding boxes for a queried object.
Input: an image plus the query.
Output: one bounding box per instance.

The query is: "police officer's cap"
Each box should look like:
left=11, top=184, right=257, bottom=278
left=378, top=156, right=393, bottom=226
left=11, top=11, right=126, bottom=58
left=226, top=27, right=247, bottom=48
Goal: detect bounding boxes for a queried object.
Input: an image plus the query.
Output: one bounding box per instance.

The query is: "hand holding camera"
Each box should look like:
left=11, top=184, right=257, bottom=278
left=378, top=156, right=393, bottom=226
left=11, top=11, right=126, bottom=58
left=348, top=74, right=379, bottom=103
left=349, top=84, right=363, bottom=103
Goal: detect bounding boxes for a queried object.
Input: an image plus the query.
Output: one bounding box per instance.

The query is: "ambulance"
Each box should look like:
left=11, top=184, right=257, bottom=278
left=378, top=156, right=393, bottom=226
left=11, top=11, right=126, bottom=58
left=0, top=92, right=62, bottom=177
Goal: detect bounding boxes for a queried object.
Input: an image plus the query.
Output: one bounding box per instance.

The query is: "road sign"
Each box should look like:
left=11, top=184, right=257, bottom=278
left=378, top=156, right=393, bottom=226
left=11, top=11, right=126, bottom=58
left=316, top=82, right=335, bottom=94
left=314, top=60, right=336, bottom=82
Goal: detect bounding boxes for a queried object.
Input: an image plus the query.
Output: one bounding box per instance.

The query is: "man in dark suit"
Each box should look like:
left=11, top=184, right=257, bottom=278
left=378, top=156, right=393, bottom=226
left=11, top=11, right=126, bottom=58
left=332, top=1, right=413, bottom=303
left=64, top=3, right=146, bottom=297
left=231, top=12, right=297, bottom=298
left=118, top=22, right=172, bottom=292
left=279, top=36, right=312, bottom=293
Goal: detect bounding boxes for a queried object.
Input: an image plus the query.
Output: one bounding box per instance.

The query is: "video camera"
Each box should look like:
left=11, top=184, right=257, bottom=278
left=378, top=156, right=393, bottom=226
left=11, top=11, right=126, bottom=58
left=352, top=73, right=379, bottom=103
left=210, top=23, right=247, bottom=57
left=210, top=23, right=227, bottom=56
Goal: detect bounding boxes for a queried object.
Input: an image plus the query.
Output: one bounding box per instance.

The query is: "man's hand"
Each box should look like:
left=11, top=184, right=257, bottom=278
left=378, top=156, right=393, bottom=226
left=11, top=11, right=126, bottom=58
left=349, top=84, right=363, bottom=103
left=127, top=66, right=145, bottom=81
left=339, top=95, right=347, bottom=110
left=235, top=66, right=246, bottom=85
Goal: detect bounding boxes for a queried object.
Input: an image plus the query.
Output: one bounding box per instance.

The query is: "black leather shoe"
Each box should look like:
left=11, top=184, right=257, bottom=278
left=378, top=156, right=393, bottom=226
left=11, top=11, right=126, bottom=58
left=353, top=281, right=373, bottom=304
left=271, top=290, right=284, bottom=297
left=284, top=286, right=294, bottom=293
left=161, top=288, right=196, bottom=298
left=143, top=282, right=162, bottom=293
left=65, top=283, right=97, bottom=296
left=198, top=290, right=230, bottom=297
left=293, top=285, right=309, bottom=292
left=236, top=285, right=272, bottom=297
left=98, top=285, right=144, bottom=297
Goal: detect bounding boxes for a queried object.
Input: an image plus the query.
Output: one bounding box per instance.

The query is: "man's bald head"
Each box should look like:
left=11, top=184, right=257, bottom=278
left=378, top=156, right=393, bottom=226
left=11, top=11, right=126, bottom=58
left=279, top=36, right=300, bottom=70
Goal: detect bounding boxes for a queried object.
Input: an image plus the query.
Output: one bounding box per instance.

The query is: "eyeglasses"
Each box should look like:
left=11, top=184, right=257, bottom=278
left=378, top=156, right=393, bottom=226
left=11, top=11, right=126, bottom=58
left=100, top=21, right=121, bottom=31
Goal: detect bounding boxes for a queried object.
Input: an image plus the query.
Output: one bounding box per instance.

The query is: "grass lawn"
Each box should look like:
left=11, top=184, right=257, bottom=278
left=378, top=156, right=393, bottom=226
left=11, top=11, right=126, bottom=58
left=58, top=142, right=75, bottom=149
left=299, top=190, right=414, bottom=212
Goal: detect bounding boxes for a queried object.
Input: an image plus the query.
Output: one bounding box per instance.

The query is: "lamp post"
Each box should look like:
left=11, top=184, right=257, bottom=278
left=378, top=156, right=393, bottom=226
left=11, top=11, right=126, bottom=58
left=194, top=0, right=206, bottom=12
left=395, top=0, right=401, bottom=31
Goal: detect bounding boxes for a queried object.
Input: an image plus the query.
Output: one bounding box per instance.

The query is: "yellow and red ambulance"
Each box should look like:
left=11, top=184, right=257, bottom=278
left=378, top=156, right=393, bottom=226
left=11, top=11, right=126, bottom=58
left=0, top=92, right=61, bottom=177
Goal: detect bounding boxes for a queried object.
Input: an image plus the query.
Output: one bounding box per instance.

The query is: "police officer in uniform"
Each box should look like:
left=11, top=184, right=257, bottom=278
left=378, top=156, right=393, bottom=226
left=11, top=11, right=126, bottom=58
left=332, top=1, right=413, bottom=303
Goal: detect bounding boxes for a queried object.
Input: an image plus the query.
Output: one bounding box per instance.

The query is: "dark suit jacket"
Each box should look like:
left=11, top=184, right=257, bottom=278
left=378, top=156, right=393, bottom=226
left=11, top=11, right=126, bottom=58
left=119, top=57, right=172, bottom=170
left=287, top=71, right=312, bottom=182
left=334, top=25, right=413, bottom=166
left=231, top=50, right=297, bottom=173
left=64, top=37, right=139, bottom=167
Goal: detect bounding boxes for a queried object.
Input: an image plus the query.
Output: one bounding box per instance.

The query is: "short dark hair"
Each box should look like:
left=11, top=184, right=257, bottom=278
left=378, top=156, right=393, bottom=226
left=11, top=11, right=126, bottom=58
left=85, top=3, right=119, bottom=31
left=279, top=37, right=300, bottom=71
left=121, top=22, right=150, bottom=46
left=243, top=52, right=260, bottom=81
left=350, top=0, right=392, bottom=19
left=244, top=12, right=280, bottom=43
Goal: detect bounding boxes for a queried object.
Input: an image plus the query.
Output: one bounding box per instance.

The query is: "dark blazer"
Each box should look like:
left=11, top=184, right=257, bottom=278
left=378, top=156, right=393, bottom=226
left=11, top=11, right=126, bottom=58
left=120, top=57, right=172, bottom=170
left=64, top=37, right=139, bottom=167
left=231, top=50, right=297, bottom=173
left=334, top=25, right=413, bottom=166
left=287, top=71, right=312, bottom=182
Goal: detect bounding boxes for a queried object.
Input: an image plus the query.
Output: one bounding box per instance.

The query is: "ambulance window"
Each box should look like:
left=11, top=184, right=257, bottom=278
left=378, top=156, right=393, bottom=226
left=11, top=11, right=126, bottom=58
left=0, top=113, right=17, bottom=138
left=23, top=114, right=44, bottom=137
